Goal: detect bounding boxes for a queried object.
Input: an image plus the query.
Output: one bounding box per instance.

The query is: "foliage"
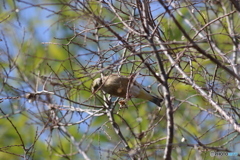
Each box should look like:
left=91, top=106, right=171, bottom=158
left=1, top=0, right=240, bottom=159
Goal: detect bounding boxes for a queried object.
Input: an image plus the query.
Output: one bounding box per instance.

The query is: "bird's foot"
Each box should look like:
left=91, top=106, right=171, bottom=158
left=118, top=99, right=128, bottom=109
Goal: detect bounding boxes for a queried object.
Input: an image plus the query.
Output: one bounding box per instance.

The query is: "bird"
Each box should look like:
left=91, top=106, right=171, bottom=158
left=92, top=74, right=162, bottom=106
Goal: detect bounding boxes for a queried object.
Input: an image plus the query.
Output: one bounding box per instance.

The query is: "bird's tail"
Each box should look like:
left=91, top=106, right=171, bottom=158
left=150, top=96, right=163, bottom=107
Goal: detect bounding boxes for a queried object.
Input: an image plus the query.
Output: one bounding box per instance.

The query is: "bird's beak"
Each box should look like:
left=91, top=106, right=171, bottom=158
left=92, top=78, right=102, bottom=93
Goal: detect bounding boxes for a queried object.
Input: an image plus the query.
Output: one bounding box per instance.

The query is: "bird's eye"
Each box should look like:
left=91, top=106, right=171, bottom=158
left=94, top=85, right=99, bottom=91
left=92, top=84, right=100, bottom=92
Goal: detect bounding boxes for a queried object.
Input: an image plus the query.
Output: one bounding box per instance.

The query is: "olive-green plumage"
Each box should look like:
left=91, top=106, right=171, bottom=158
left=92, top=74, right=162, bottom=106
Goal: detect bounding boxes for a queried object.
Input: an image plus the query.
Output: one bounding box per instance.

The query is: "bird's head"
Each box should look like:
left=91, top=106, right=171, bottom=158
left=92, top=78, right=102, bottom=93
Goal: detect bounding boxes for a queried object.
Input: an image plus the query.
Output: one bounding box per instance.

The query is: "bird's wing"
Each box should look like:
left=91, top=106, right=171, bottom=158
left=101, top=75, right=129, bottom=97
left=129, top=82, right=152, bottom=100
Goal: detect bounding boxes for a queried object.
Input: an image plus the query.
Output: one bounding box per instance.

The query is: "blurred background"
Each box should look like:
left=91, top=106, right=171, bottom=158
left=0, top=0, right=240, bottom=159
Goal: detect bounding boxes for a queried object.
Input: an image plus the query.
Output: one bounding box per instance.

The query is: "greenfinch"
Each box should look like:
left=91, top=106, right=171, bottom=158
left=92, top=74, right=162, bottom=106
